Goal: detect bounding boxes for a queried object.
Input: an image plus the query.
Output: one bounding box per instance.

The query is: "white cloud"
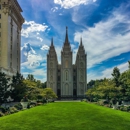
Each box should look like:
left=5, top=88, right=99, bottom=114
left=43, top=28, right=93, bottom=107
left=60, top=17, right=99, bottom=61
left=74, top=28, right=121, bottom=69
left=27, top=54, right=43, bottom=64
left=30, top=61, right=40, bottom=67
left=22, top=68, right=46, bottom=82
left=74, top=11, right=130, bottom=69
left=21, top=21, right=48, bottom=37
left=37, top=37, right=43, bottom=42
left=21, top=43, right=36, bottom=63
left=47, top=28, right=51, bottom=31
left=54, top=0, right=96, bottom=9
left=21, top=54, right=43, bottom=68
left=114, top=58, right=124, bottom=61
left=21, top=43, right=43, bottom=69
left=51, top=7, right=59, bottom=12
left=88, top=62, right=129, bottom=82
left=41, top=44, right=49, bottom=50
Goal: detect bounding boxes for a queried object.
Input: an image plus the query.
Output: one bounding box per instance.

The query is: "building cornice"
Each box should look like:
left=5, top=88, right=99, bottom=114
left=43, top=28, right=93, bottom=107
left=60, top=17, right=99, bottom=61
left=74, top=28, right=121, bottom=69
left=2, top=0, right=24, bottom=27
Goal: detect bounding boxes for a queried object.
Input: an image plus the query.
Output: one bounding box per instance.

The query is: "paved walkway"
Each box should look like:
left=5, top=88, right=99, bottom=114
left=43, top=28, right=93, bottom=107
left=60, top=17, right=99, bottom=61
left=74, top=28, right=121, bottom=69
left=55, top=100, right=81, bottom=102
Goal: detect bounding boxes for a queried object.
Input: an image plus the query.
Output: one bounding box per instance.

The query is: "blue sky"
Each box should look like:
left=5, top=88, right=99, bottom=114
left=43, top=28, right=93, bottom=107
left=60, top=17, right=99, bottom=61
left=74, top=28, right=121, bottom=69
left=18, top=0, right=130, bottom=83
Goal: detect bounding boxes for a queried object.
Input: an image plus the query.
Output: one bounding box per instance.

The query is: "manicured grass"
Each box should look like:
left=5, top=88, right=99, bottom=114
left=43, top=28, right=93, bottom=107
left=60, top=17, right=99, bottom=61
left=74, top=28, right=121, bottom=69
left=0, top=102, right=130, bottom=130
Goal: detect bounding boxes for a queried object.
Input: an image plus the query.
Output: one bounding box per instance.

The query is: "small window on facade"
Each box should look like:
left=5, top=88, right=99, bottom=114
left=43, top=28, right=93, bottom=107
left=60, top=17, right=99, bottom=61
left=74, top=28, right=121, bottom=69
left=73, top=76, right=76, bottom=81
left=10, top=62, right=12, bottom=67
left=58, top=76, right=60, bottom=81
left=0, top=14, right=1, bottom=19
left=0, top=23, right=1, bottom=28
left=10, top=54, right=12, bottom=59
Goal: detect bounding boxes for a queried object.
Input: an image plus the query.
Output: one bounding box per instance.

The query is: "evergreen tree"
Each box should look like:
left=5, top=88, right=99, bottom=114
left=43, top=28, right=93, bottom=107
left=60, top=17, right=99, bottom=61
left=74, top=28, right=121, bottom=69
left=111, top=67, right=121, bottom=87
left=0, top=72, right=10, bottom=105
left=10, top=72, right=27, bottom=102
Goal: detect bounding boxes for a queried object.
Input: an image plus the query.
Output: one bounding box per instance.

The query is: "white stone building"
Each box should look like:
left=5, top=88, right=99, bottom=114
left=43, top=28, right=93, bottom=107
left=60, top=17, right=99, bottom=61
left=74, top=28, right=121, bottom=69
left=0, top=0, right=24, bottom=77
left=47, top=27, right=87, bottom=99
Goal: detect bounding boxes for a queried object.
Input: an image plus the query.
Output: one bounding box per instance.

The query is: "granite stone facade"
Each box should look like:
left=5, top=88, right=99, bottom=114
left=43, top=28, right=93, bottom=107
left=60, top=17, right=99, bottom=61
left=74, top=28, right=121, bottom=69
left=47, top=27, right=87, bottom=99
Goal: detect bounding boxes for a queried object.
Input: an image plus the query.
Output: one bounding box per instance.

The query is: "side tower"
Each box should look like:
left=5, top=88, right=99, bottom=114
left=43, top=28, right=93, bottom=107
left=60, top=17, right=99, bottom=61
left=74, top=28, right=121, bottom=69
left=76, top=38, right=87, bottom=98
left=47, top=38, right=58, bottom=94
left=61, top=27, right=73, bottom=98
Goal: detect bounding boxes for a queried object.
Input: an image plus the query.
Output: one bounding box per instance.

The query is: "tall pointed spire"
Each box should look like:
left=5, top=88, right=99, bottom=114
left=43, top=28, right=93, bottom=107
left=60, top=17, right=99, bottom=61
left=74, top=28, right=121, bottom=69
left=51, top=37, right=54, bottom=46
left=65, top=26, right=69, bottom=44
left=80, top=37, right=83, bottom=46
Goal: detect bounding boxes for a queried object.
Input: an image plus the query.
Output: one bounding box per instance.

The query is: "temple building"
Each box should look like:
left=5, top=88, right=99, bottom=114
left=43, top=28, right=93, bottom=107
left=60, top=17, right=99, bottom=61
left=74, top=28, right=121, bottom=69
left=0, top=0, right=24, bottom=77
left=47, top=27, right=87, bottom=99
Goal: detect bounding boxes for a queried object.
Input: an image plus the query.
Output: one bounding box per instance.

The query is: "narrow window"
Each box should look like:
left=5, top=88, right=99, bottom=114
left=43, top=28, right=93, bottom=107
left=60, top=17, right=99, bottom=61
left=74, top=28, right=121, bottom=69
left=65, top=71, right=68, bottom=81
left=10, top=62, right=12, bottom=67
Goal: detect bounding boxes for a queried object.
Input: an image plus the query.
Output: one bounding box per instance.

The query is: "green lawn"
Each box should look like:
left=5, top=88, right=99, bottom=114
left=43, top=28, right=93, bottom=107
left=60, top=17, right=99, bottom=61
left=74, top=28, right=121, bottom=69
left=0, top=102, right=130, bottom=130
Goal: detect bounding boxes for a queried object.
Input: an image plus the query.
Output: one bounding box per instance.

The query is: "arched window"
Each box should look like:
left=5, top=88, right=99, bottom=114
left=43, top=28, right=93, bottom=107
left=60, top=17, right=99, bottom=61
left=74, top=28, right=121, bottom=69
left=50, top=76, right=53, bottom=81
left=65, top=71, right=68, bottom=81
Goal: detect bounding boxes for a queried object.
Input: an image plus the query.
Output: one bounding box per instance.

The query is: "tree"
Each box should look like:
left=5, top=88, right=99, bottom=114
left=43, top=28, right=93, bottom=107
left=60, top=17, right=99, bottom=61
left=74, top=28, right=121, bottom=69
left=10, top=72, right=27, bottom=102
left=26, top=74, right=35, bottom=82
left=86, top=88, right=96, bottom=102
left=96, top=79, right=121, bottom=100
left=128, top=61, right=130, bottom=70
left=23, top=79, right=43, bottom=100
left=43, top=88, right=57, bottom=100
left=36, top=80, right=42, bottom=88
left=0, top=72, right=10, bottom=105
left=111, top=67, right=121, bottom=87
left=41, top=81, right=47, bottom=89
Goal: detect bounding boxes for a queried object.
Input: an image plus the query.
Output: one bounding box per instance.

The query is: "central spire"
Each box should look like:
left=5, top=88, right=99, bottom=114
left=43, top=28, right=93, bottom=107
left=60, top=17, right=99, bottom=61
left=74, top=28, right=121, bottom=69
left=64, top=26, right=69, bottom=44
left=51, top=37, right=54, bottom=46
left=80, top=37, right=83, bottom=46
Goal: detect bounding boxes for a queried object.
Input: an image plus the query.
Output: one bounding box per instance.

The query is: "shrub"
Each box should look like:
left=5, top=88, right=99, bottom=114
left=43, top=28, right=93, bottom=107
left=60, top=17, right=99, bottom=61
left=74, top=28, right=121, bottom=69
left=104, top=104, right=110, bottom=108
left=9, top=107, right=19, bottom=114
left=93, top=98, right=98, bottom=102
left=0, top=112, right=4, bottom=117
left=29, top=101, right=37, bottom=108
left=103, top=100, right=109, bottom=104
left=81, top=99, right=87, bottom=102
left=127, top=106, right=130, bottom=112
left=14, top=103, right=23, bottom=110
left=27, top=102, right=31, bottom=109
left=119, top=106, right=130, bottom=112
left=0, top=106, right=6, bottom=113
left=37, top=103, right=43, bottom=106
left=97, top=100, right=104, bottom=106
